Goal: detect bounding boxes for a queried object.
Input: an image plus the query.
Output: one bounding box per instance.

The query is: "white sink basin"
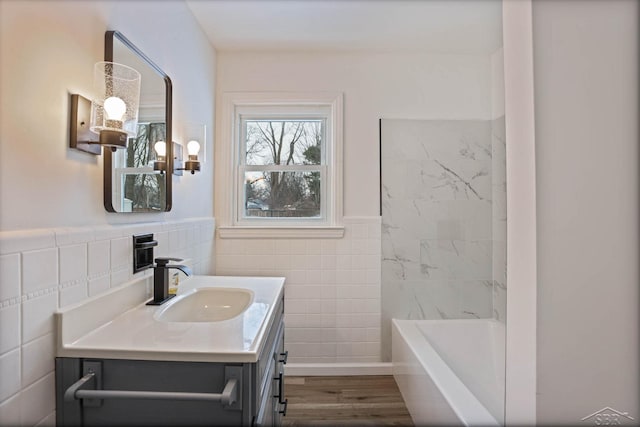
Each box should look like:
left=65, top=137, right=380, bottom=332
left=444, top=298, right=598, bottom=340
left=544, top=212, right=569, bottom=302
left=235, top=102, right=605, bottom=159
left=57, top=275, right=285, bottom=362
left=154, top=287, right=254, bottom=323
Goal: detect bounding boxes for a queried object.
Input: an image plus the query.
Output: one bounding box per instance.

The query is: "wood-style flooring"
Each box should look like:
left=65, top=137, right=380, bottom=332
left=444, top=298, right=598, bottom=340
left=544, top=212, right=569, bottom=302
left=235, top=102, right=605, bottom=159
left=282, top=376, right=413, bottom=426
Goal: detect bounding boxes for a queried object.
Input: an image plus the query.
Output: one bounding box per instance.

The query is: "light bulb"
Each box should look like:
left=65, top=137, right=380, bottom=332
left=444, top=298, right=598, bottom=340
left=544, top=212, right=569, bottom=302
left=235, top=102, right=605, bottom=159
left=187, top=140, right=200, bottom=156
left=154, top=141, right=166, bottom=157
left=103, top=96, right=127, bottom=121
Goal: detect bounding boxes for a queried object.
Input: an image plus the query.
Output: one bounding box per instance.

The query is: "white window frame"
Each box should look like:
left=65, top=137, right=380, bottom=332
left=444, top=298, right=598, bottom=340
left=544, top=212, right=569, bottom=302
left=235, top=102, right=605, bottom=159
left=218, top=92, right=344, bottom=239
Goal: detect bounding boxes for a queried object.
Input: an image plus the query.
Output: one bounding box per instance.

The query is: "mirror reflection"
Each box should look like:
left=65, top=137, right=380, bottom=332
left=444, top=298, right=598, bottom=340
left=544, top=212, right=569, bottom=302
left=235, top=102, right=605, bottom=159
left=104, top=31, right=172, bottom=212
left=111, top=122, right=166, bottom=211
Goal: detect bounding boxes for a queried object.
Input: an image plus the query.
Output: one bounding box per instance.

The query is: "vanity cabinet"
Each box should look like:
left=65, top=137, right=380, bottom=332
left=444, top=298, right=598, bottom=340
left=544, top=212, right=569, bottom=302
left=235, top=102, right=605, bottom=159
left=55, top=296, right=285, bottom=426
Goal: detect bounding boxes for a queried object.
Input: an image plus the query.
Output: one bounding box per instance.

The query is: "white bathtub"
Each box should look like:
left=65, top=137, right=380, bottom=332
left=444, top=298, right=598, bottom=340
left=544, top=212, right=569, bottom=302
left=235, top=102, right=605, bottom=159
left=392, top=319, right=505, bottom=426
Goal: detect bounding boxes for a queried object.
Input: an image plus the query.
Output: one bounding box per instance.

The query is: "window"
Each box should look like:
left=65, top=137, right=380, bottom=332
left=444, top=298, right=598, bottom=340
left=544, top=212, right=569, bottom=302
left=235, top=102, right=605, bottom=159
left=219, top=93, right=343, bottom=238
left=240, top=114, right=326, bottom=221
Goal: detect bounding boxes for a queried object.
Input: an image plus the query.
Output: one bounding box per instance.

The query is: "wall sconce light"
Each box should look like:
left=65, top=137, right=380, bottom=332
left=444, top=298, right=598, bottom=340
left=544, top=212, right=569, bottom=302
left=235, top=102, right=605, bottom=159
left=154, top=141, right=188, bottom=176
left=70, top=62, right=141, bottom=155
left=184, top=140, right=201, bottom=174
left=172, top=140, right=201, bottom=175
left=153, top=140, right=200, bottom=175
left=153, top=141, right=166, bottom=174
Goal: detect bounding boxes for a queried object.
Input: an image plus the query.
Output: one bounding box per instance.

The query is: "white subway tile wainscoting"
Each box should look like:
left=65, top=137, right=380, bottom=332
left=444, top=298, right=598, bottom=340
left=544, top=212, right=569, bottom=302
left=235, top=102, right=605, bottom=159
left=215, top=217, right=382, bottom=365
left=0, top=218, right=214, bottom=426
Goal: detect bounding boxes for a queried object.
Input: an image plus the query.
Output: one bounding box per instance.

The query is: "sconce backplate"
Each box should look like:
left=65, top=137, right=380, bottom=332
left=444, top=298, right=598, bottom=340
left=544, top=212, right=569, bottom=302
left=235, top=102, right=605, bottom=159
left=173, top=141, right=183, bottom=176
left=70, top=94, right=101, bottom=155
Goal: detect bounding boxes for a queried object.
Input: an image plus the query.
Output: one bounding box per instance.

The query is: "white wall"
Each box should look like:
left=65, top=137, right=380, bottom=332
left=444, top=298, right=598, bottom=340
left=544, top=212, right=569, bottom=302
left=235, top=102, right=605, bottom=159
left=0, top=0, right=216, bottom=231
left=533, top=0, right=639, bottom=424
left=491, top=47, right=505, bottom=119
left=215, top=51, right=493, bottom=218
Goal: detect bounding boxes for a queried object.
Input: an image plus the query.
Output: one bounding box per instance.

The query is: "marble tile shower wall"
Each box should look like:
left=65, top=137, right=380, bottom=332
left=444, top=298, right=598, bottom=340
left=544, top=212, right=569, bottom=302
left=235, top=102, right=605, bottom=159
left=0, top=218, right=215, bottom=427
left=491, top=116, right=507, bottom=323
left=381, top=119, right=505, bottom=359
left=215, top=217, right=382, bottom=364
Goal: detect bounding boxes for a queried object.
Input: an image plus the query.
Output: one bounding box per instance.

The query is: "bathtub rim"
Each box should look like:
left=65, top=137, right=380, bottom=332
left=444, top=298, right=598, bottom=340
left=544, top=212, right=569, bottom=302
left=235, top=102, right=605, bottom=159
left=392, top=318, right=500, bottom=426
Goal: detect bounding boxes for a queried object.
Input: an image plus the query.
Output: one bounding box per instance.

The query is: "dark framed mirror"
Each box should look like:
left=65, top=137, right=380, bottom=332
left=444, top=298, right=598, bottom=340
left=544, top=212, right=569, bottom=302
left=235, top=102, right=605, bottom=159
left=104, top=30, right=172, bottom=212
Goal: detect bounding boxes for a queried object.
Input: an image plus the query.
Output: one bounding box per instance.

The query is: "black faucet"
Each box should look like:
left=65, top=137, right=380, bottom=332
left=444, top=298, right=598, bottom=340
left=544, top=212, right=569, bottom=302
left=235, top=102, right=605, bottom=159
left=146, top=257, right=192, bottom=305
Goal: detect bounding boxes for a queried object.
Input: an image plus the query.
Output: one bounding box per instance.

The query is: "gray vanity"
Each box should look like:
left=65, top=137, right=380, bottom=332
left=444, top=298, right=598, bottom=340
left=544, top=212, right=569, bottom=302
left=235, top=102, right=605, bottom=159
left=55, top=276, right=286, bottom=426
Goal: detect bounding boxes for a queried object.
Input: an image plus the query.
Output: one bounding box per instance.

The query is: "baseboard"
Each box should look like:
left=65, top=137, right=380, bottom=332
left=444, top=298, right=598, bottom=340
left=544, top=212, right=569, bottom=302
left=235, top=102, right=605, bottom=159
left=284, top=362, right=393, bottom=376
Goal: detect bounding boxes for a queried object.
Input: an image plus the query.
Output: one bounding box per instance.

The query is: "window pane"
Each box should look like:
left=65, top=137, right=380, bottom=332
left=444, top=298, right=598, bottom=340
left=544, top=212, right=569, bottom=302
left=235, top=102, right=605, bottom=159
left=122, top=173, right=166, bottom=212
left=244, top=171, right=321, bottom=218
left=245, top=120, right=322, bottom=166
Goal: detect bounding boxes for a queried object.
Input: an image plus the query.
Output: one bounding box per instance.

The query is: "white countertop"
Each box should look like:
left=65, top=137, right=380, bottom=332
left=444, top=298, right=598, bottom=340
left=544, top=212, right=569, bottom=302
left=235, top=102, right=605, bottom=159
left=56, top=275, right=285, bottom=363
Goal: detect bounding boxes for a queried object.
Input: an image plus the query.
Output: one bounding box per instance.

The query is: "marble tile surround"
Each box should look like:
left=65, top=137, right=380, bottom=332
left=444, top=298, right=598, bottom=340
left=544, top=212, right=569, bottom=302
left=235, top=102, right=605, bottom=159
left=491, top=116, right=507, bottom=323
left=381, top=119, right=506, bottom=360
left=0, top=218, right=215, bottom=427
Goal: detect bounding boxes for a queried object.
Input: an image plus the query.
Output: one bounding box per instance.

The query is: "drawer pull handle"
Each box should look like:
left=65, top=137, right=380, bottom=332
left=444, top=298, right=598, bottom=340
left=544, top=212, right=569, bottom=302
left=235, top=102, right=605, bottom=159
left=279, top=351, right=288, bottom=364
left=273, top=372, right=286, bottom=404
left=279, top=399, right=288, bottom=416
left=64, top=372, right=239, bottom=406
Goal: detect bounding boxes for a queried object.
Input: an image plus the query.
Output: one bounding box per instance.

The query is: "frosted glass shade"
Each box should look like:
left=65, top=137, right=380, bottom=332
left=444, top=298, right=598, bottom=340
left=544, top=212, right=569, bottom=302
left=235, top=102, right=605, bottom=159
left=90, top=62, right=141, bottom=137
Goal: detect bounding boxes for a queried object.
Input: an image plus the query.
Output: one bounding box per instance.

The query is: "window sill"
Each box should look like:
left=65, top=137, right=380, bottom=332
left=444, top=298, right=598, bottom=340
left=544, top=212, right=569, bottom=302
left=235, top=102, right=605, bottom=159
left=217, top=225, right=345, bottom=239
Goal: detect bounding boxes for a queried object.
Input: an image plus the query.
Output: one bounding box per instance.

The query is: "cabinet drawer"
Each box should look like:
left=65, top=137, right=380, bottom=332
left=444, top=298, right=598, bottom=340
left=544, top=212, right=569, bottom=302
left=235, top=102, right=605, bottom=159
left=254, top=322, right=286, bottom=426
left=253, top=360, right=276, bottom=426
left=56, top=358, right=247, bottom=426
left=257, top=319, right=284, bottom=408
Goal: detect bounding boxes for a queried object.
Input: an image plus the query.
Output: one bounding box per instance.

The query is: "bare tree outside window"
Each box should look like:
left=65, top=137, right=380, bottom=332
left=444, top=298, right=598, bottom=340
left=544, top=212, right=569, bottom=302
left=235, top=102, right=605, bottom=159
left=123, top=122, right=166, bottom=211
left=243, top=120, right=323, bottom=218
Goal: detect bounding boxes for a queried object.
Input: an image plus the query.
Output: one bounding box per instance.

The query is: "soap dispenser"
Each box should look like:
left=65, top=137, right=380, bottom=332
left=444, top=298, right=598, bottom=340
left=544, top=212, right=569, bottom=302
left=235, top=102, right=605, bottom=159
left=168, top=271, right=180, bottom=296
